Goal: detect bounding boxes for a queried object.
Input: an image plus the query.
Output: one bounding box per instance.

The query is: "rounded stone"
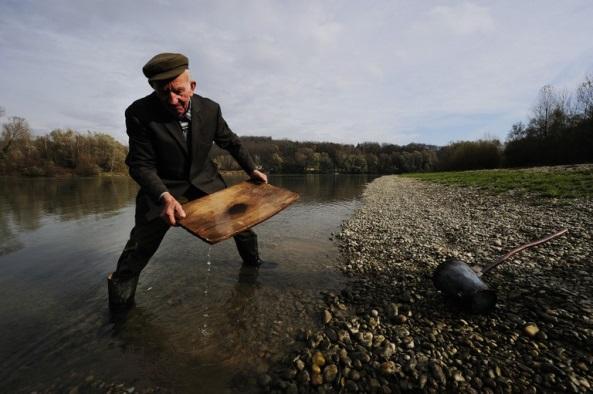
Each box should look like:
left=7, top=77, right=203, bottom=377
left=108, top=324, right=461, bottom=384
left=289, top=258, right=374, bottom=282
left=312, top=351, right=326, bottom=367
left=523, top=324, right=540, bottom=338
left=323, top=364, right=339, bottom=383
left=311, top=372, right=323, bottom=386
left=380, top=361, right=400, bottom=375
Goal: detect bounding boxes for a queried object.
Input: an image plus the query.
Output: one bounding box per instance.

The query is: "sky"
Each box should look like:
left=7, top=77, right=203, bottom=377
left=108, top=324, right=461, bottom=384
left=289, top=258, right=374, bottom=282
left=1, top=1, right=592, bottom=146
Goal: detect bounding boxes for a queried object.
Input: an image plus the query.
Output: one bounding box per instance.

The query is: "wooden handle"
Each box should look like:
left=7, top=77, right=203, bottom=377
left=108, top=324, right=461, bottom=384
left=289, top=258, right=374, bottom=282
left=480, top=228, right=568, bottom=276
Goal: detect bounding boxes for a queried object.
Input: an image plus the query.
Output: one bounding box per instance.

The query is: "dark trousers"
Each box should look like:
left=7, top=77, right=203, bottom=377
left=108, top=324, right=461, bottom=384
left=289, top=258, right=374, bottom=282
left=114, top=188, right=259, bottom=281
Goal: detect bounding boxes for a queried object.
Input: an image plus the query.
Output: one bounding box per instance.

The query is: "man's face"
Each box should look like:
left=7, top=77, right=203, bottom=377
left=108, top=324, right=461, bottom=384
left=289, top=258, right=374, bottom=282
left=152, top=70, right=196, bottom=117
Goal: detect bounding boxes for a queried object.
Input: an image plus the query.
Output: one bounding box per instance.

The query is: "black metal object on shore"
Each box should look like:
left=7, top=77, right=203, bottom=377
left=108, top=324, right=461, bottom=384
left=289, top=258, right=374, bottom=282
left=433, top=228, right=568, bottom=313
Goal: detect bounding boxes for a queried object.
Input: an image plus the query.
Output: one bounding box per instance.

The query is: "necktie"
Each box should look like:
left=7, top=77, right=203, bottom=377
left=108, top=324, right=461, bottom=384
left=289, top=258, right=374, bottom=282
left=178, top=115, right=191, bottom=145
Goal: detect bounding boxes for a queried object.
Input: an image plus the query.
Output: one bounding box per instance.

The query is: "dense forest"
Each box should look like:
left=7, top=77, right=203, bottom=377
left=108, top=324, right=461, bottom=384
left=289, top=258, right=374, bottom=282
left=1, top=74, right=591, bottom=177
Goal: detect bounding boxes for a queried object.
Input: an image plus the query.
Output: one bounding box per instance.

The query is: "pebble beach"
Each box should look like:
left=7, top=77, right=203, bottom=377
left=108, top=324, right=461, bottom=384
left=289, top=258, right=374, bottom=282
left=265, top=170, right=593, bottom=393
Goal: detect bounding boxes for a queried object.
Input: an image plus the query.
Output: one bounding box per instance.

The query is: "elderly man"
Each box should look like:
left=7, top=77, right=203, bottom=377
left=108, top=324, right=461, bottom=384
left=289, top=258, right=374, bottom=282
left=108, top=52, right=267, bottom=311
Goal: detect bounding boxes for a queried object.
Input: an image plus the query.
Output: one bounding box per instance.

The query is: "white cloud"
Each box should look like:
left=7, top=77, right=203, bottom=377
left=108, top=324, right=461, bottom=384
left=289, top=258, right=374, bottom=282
left=428, top=2, right=495, bottom=35
left=311, top=21, right=343, bottom=47
left=0, top=1, right=592, bottom=145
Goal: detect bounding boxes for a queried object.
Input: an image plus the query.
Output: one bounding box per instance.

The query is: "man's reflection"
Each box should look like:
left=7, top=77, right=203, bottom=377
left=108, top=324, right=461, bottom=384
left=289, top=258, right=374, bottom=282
left=226, top=265, right=261, bottom=317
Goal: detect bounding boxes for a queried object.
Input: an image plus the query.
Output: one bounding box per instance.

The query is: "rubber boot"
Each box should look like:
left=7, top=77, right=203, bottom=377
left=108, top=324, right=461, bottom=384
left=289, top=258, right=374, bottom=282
left=234, top=230, right=261, bottom=267
left=107, top=272, right=139, bottom=311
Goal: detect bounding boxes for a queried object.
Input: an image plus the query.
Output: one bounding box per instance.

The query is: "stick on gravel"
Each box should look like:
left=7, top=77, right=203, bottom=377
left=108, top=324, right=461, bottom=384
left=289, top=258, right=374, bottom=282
left=480, top=228, right=568, bottom=276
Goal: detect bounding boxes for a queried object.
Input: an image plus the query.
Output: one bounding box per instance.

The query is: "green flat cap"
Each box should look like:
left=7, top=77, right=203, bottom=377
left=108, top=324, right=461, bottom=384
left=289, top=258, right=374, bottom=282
left=142, top=52, right=188, bottom=82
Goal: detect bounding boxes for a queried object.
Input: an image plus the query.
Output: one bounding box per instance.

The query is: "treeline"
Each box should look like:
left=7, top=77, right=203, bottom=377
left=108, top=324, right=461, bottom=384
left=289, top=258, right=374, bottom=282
left=0, top=114, right=128, bottom=176
left=1, top=74, right=591, bottom=177
left=212, top=137, right=502, bottom=174
left=212, top=139, right=439, bottom=174
left=0, top=109, right=443, bottom=176
left=505, top=76, right=593, bottom=167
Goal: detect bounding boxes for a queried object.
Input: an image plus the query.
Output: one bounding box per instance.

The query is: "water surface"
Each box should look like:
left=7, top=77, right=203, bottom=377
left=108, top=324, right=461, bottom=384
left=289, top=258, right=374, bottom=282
left=0, top=174, right=371, bottom=393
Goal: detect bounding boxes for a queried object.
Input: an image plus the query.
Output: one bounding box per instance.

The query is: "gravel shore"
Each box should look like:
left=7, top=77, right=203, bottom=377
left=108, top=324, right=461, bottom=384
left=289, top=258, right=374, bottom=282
left=265, top=171, right=593, bottom=393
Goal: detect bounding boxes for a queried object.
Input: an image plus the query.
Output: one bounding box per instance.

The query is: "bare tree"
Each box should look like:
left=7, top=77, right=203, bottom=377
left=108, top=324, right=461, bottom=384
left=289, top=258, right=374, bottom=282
left=1, top=117, right=31, bottom=159
left=576, top=74, right=593, bottom=119
left=507, top=122, right=526, bottom=141
left=531, top=85, right=571, bottom=137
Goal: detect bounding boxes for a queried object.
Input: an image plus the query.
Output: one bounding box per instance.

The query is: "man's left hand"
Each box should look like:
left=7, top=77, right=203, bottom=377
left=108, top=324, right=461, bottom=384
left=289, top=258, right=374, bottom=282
left=250, top=169, right=268, bottom=184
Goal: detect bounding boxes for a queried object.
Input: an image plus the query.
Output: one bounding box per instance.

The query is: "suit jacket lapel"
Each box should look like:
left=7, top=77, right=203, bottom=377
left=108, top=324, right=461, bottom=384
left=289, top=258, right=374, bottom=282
left=190, top=95, right=204, bottom=152
left=164, top=120, right=188, bottom=156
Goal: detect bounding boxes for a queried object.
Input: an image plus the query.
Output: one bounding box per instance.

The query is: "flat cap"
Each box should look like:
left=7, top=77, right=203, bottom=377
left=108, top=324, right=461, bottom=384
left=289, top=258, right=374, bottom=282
left=142, top=53, right=188, bottom=82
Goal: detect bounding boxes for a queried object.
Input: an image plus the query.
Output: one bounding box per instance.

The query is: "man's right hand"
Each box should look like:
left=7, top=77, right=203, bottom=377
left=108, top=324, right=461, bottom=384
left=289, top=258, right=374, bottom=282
left=160, top=192, right=186, bottom=226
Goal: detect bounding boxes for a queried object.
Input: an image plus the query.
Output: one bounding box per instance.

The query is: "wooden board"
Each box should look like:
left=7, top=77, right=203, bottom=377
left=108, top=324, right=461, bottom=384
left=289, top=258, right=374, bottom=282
left=178, top=181, right=299, bottom=244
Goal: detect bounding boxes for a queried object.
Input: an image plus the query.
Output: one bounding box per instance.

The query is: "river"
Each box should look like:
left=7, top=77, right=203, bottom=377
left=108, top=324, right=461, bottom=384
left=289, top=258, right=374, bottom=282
left=0, top=174, right=372, bottom=393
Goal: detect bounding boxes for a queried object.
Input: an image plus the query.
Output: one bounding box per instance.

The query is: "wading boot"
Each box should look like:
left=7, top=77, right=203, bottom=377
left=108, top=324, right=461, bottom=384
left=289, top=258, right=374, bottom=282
left=107, top=272, right=138, bottom=311
left=242, top=258, right=280, bottom=269
left=242, top=257, right=263, bottom=268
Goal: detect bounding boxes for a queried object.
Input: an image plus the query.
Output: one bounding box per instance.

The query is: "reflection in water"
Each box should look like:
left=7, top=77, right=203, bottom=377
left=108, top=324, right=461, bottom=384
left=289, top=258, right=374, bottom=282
left=0, top=174, right=372, bottom=393
left=271, top=174, right=373, bottom=203
left=0, top=176, right=138, bottom=256
left=0, top=214, right=22, bottom=255
left=1, top=176, right=138, bottom=222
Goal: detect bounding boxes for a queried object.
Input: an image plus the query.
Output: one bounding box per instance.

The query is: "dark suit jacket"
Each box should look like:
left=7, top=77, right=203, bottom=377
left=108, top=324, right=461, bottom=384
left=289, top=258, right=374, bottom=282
left=125, top=93, right=256, bottom=222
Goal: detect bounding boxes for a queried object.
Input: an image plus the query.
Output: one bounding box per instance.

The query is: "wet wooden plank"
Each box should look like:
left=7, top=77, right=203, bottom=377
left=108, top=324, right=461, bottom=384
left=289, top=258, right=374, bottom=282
left=179, top=181, right=299, bottom=244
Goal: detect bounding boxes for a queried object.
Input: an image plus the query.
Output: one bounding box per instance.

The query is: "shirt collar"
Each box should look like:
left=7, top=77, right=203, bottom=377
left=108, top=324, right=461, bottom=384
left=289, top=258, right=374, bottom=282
left=185, top=100, right=192, bottom=120
left=179, top=100, right=191, bottom=122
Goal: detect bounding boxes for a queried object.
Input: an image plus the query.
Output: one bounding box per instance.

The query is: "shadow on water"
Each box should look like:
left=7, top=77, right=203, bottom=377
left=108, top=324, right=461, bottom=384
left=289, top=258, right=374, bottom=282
left=0, top=174, right=372, bottom=393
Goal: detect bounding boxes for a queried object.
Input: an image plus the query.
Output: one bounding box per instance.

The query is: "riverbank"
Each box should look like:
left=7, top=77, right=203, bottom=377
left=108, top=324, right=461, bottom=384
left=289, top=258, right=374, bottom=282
left=265, top=170, right=593, bottom=392
left=405, top=164, right=593, bottom=199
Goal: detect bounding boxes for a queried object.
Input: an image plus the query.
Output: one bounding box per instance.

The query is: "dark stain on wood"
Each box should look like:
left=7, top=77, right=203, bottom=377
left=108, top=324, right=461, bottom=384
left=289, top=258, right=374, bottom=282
left=228, top=203, right=248, bottom=215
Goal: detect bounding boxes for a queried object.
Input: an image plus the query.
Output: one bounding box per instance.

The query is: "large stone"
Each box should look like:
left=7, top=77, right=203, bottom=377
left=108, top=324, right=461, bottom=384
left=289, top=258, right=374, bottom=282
left=312, top=351, right=326, bottom=367
left=337, top=330, right=352, bottom=343
left=297, top=370, right=310, bottom=384
left=311, top=372, right=323, bottom=386
left=323, top=364, right=339, bottom=383
left=430, top=362, right=447, bottom=385
left=523, top=324, right=540, bottom=338
left=380, top=361, right=400, bottom=375
left=380, top=342, right=396, bottom=359
left=358, top=332, right=374, bottom=347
